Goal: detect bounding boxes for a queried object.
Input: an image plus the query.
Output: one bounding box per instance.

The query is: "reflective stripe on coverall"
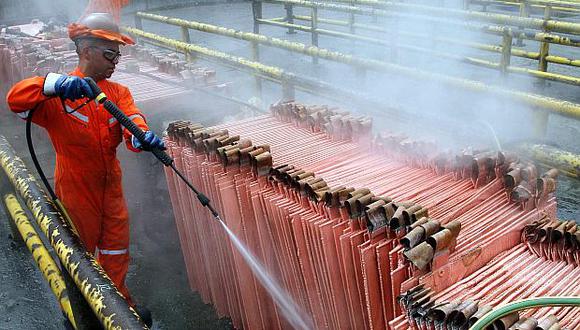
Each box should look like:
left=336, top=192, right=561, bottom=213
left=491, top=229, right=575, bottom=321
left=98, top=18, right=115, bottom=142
left=6, top=67, right=148, bottom=302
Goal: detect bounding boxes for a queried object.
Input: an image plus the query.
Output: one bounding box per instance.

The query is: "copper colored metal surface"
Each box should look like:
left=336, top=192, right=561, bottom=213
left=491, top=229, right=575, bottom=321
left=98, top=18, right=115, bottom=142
left=163, top=106, right=567, bottom=330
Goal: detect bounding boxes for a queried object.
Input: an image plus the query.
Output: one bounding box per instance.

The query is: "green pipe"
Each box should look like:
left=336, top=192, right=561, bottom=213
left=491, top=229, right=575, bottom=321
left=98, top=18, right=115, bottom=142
left=469, top=296, right=580, bottom=330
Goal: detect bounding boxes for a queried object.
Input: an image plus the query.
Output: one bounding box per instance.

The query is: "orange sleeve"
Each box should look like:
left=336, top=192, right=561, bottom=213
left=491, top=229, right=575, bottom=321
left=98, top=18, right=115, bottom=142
left=115, top=84, right=149, bottom=152
left=6, top=76, right=54, bottom=127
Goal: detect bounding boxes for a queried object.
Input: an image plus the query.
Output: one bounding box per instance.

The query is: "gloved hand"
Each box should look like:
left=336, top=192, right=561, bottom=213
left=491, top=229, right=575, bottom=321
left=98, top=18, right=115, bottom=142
left=131, top=131, right=166, bottom=151
left=44, top=73, right=94, bottom=101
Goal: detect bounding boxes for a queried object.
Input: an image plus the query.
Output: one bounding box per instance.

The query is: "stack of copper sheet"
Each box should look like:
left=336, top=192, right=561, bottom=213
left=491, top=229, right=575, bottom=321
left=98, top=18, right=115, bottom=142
left=163, top=101, right=561, bottom=330
left=0, top=26, right=229, bottom=102
left=394, top=217, right=580, bottom=329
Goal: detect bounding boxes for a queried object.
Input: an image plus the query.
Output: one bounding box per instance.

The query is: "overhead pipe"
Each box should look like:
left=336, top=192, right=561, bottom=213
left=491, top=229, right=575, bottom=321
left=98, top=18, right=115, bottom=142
left=468, top=0, right=580, bottom=13
left=3, top=193, right=76, bottom=328
left=0, top=135, right=147, bottom=329
left=291, top=9, right=580, bottom=48
left=330, top=0, right=580, bottom=9
left=130, top=16, right=580, bottom=119
left=259, top=0, right=580, bottom=35
left=259, top=16, right=580, bottom=79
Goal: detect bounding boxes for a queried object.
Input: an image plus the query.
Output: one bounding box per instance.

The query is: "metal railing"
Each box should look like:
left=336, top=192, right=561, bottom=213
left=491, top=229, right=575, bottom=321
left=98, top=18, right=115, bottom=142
left=131, top=13, right=580, bottom=122
left=253, top=0, right=580, bottom=88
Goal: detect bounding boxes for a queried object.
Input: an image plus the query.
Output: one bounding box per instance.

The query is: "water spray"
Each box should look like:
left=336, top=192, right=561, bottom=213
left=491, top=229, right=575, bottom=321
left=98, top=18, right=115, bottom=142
left=84, top=78, right=313, bottom=328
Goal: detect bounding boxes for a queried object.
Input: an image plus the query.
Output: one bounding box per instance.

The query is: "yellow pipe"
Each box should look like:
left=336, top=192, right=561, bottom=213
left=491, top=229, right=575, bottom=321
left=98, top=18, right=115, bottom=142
left=260, top=0, right=580, bottom=35
left=469, top=0, right=580, bottom=13
left=515, top=143, right=580, bottom=178
left=329, top=0, right=580, bottom=11
left=293, top=14, right=580, bottom=66
left=129, top=17, right=580, bottom=119
left=4, top=193, right=77, bottom=329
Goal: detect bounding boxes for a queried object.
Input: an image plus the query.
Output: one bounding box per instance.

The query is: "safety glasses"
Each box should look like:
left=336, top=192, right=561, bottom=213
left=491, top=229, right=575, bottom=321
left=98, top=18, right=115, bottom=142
left=91, top=46, right=122, bottom=63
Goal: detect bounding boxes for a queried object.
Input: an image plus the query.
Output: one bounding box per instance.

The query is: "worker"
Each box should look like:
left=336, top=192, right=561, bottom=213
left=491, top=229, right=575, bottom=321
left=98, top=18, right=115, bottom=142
left=5, top=12, right=158, bottom=327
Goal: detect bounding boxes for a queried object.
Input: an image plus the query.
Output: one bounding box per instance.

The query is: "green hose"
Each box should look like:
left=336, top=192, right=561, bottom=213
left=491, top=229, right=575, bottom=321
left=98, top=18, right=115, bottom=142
left=469, top=296, right=580, bottom=330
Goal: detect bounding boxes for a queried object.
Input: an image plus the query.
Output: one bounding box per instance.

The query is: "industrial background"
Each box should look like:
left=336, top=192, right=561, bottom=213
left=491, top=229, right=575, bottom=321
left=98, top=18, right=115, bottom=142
left=0, top=0, right=579, bottom=329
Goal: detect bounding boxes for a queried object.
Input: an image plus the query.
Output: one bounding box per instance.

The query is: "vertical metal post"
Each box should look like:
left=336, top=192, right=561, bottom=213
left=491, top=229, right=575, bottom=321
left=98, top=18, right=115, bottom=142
left=311, top=7, right=319, bottom=64
left=463, top=0, right=470, bottom=10
left=531, top=108, right=549, bottom=139
left=349, top=0, right=356, bottom=35
left=285, top=4, right=296, bottom=34
left=531, top=5, right=552, bottom=140
left=251, top=42, right=263, bottom=98
left=500, top=28, right=513, bottom=75
left=134, top=15, right=143, bottom=46
left=181, top=26, right=193, bottom=62
left=538, top=6, right=551, bottom=75
left=516, top=0, right=529, bottom=46
left=282, top=80, right=295, bottom=101
left=252, top=0, right=262, bottom=34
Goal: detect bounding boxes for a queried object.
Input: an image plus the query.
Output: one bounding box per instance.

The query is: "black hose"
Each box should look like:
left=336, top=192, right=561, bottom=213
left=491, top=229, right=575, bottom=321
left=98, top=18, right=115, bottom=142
left=84, top=77, right=221, bottom=219
left=26, top=107, right=58, bottom=201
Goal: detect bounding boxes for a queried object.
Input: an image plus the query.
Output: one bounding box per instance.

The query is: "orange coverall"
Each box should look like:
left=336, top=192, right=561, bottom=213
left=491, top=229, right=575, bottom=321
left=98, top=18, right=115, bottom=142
left=6, top=67, right=147, bottom=300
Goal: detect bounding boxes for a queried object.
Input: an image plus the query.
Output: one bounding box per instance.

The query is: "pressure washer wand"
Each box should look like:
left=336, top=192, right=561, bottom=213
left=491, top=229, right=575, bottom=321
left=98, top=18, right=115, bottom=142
left=84, top=77, right=220, bottom=219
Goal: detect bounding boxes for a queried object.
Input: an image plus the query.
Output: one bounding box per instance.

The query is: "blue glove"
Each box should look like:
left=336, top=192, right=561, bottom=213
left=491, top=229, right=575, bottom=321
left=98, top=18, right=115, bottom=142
left=44, top=73, right=94, bottom=101
left=131, top=131, right=166, bottom=151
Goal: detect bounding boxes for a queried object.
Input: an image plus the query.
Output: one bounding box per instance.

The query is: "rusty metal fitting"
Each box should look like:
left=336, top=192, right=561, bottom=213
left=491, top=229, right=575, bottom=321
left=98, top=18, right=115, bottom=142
left=344, top=193, right=364, bottom=218
left=202, top=129, right=228, bottom=140
left=252, top=151, right=272, bottom=176
left=217, top=135, right=240, bottom=147
left=536, top=169, right=558, bottom=197
left=324, top=186, right=346, bottom=206
left=428, top=299, right=462, bottom=323
left=512, top=317, right=538, bottom=330
left=291, top=172, right=315, bottom=189
left=521, top=164, right=538, bottom=182
left=471, top=153, right=496, bottom=184
left=444, top=220, right=462, bottom=239
left=365, top=199, right=387, bottom=213
left=494, top=312, right=520, bottom=329
left=421, top=220, right=441, bottom=239
left=497, top=151, right=518, bottom=167
left=389, top=205, right=407, bottom=229
left=305, top=180, right=328, bottom=201
left=270, top=164, right=294, bottom=177
left=403, top=204, right=424, bottom=226
left=536, top=315, right=559, bottom=330
left=347, top=188, right=371, bottom=199
left=332, top=187, right=355, bottom=206
left=297, top=177, right=323, bottom=191
left=382, top=201, right=397, bottom=220
left=203, top=134, right=227, bottom=153
left=468, top=305, right=493, bottom=328
left=450, top=300, right=479, bottom=328
left=403, top=241, right=434, bottom=270
left=511, top=181, right=534, bottom=202
left=311, top=189, right=330, bottom=202
left=217, top=144, right=238, bottom=166
left=427, top=228, right=453, bottom=252
left=505, top=168, right=522, bottom=190
left=564, top=223, right=578, bottom=248
left=354, top=193, right=375, bottom=217
left=410, top=217, right=430, bottom=229
left=237, top=146, right=255, bottom=165
left=365, top=200, right=388, bottom=232
left=400, top=226, right=425, bottom=250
